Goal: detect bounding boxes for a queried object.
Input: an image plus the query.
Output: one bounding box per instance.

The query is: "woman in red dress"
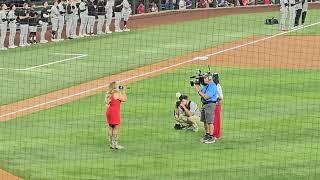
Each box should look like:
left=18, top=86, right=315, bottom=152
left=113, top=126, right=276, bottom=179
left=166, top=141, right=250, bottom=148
left=106, top=81, right=127, bottom=149
left=213, top=73, right=223, bottom=140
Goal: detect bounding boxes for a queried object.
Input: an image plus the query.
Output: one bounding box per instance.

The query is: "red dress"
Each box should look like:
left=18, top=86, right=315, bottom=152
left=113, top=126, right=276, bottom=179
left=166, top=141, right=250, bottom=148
left=106, top=94, right=121, bottom=125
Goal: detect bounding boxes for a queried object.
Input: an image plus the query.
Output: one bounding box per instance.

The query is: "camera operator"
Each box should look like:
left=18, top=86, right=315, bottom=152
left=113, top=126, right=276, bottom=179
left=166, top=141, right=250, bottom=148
left=174, top=95, right=200, bottom=132
left=194, top=73, right=218, bottom=144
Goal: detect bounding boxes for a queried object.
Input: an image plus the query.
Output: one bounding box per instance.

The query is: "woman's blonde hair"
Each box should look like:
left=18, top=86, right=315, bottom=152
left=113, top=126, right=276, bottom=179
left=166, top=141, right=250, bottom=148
left=107, top=81, right=117, bottom=94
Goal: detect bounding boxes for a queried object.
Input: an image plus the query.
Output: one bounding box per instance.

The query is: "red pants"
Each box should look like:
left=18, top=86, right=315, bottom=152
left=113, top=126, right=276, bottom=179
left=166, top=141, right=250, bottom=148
left=214, top=103, right=222, bottom=138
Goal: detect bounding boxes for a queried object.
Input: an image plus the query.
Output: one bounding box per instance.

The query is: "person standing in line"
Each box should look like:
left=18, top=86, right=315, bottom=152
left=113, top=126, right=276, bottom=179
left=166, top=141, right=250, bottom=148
left=96, top=0, right=106, bottom=35
left=71, top=0, right=79, bottom=38
left=279, top=0, right=288, bottom=31
left=57, top=0, right=66, bottom=41
left=114, top=0, right=123, bottom=32
left=106, top=82, right=127, bottom=150
left=105, top=0, right=114, bottom=34
left=213, top=73, right=223, bottom=140
left=121, top=0, right=131, bottom=32
left=301, top=0, right=308, bottom=26
left=40, top=1, right=50, bottom=43
left=65, top=0, right=74, bottom=39
left=288, top=0, right=296, bottom=30
left=50, top=0, right=60, bottom=41
left=87, top=0, right=96, bottom=36
left=294, top=0, right=302, bottom=28
left=0, top=3, right=8, bottom=50
left=28, top=3, right=38, bottom=44
left=7, top=4, right=18, bottom=49
left=79, top=0, right=89, bottom=37
left=18, top=3, right=30, bottom=47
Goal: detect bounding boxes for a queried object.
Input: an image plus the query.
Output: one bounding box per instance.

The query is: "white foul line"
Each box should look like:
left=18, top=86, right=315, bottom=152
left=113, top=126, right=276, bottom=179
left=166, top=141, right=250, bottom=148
left=0, top=53, right=88, bottom=71
left=1, top=22, right=319, bottom=119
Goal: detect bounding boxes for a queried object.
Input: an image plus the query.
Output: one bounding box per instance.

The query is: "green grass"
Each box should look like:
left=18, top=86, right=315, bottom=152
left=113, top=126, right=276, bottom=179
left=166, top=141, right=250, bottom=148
left=0, top=66, right=320, bottom=179
left=1, top=9, right=320, bottom=105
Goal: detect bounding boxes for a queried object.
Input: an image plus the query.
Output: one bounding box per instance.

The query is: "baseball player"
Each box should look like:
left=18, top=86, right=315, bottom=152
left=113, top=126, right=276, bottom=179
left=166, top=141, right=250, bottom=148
left=28, top=4, right=38, bottom=44
left=114, top=0, right=123, bottom=32
left=288, top=0, right=296, bottom=30
left=7, top=4, right=18, bottom=49
left=105, top=0, right=114, bottom=34
left=301, top=0, right=308, bottom=26
left=279, top=0, right=288, bottom=31
left=57, top=0, right=66, bottom=41
left=65, top=0, right=74, bottom=39
left=97, top=0, right=106, bottom=35
left=18, top=3, right=30, bottom=47
left=122, top=0, right=131, bottom=32
left=0, top=3, right=7, bottom=50
left=40, top=1, right=50, bottom=43
left=79, top=0, right=89, bottom=37
left=294, top=0, right=302, bottom=27
left=71, top=0, right=79, bottom=38
left=87, top=0, right=96, bottom=36
left=50, top=0, right=60, bottom=41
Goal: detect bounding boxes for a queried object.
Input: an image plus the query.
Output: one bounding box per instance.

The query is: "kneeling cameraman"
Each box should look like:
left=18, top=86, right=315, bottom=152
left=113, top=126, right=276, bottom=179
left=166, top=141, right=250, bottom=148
left=174, top=95, right=200, bottom=132
left=194, top=73, right=218, bottom=144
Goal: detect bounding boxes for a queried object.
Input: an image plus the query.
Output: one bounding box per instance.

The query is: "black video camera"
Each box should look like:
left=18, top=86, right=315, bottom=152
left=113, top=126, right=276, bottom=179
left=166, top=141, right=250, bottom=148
left=190, top=70, right=209, bottom=86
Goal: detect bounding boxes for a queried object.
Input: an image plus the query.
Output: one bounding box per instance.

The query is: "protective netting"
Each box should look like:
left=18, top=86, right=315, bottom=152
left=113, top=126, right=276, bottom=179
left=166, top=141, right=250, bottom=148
left=0, top=1, right=320, bottom=179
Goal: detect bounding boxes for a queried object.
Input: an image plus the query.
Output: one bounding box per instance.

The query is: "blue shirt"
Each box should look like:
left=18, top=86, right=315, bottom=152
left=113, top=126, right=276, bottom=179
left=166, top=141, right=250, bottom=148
left=201, top=81, right=218, bottom=103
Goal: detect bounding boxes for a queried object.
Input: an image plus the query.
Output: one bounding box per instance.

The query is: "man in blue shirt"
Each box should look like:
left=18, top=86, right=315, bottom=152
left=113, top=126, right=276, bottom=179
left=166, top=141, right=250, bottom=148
left=194, top=73, right=218, bottom=144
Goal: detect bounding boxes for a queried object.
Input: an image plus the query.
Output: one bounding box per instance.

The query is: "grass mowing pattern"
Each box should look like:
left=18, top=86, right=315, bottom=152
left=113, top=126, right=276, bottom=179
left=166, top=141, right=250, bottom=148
left=1, top=9, right=320, bottom=105
left=0, top=66, right=319, bottom=179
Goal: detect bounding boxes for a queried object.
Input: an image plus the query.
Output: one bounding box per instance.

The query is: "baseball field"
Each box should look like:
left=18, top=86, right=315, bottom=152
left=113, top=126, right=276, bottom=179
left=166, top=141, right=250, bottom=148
left=1, top=5, right=320, bottom=180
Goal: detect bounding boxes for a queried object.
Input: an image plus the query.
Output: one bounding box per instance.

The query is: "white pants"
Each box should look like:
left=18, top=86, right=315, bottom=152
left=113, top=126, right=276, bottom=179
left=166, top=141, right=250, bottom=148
left=40, top=22, right=48, bottom=42
left=122, top=10, right=130, bottom=21
left=9, top=22, right=16, bottom=47
left=20, top=24, right=29, bottom=46
left=288, top=6, right=296, bottom=29
left=65, top=16, right=72, bottom=38
left=72, top=15, right=78, bottom=36
left=87, top=16, right=95, bottom=34
left=279, top=8, right=288, bottom=30
left=97, top=15, right=105, bottom=34
left=79, top=14, right=88, bottom=35
left=105, top=12, right=112, bottom=32
left=114, top=12, right=122, bottom=31
left=57, top=15, right=65, bottom=39
left=51, top=18, right=59, bottom=31
left=0, top=22, right=7, bottom=48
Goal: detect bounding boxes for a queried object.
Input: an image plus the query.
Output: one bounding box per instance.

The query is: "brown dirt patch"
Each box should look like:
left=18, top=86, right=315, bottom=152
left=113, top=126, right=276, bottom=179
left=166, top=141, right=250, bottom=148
left=0, top=169, right=22, bottom=180
left=1, top=4, right=320, bottom=180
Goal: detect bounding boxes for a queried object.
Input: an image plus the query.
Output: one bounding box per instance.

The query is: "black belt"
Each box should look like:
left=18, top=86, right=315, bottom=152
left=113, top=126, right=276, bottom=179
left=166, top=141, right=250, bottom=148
left=202, top=101, right=216, bottom=105
left=290, top=4, right=295, bottom=7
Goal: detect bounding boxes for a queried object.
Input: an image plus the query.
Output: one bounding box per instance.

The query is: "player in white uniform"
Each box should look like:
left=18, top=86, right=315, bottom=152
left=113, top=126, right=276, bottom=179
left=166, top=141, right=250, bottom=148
left=51, top=0, right=60, bottom=41
left=288, top=0, right=296, bottom=30
left=105, top=0, right=114, bottom=34
left=279, top=0, right=288, bottom=31
left=40, top=1, right=50, bottom=43
left=122, top=0, right=131, bottom=31
left=0, top=3, right=7, bottom=50
left=57, top=0, right=66, bottom=41
left=87, top=0, right=96, bottom=36
left=65, top=0, right=74, bottom=39
left=114, top=0, right=123, bottom=32
left=97, top=0, right=106, bottom=35
left=301, top=0, right=308, bottom=26
left=7, top=4, right=18, bottom=48
left=71, top=0, right=79, bottom=38
left=79, top=0, right=89, bottom=37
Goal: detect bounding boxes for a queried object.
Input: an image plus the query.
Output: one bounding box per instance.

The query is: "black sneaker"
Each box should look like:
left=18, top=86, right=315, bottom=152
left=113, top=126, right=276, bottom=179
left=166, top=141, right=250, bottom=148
left=200, top=134, right=210, bottom=143
left=203, top=136, right=216, bottom=144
